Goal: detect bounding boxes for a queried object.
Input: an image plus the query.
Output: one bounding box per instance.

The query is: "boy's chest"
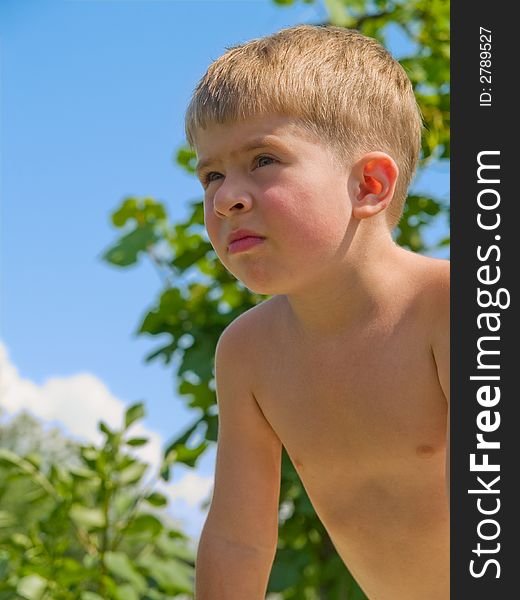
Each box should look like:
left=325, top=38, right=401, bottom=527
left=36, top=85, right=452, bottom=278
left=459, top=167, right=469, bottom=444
left=252, top=318, right=447, bottom=472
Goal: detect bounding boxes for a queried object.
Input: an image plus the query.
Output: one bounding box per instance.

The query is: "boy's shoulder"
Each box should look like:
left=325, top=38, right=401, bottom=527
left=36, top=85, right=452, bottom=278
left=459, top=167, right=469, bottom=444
left=215, top=297, right=282, bottom=362
left=404, top=252, right=449, bottom=338
left=407, top=254, right=449, bottom=400
left=217, top=253, right=450, bottom=353
left=411, top=253, right=449, bottom=305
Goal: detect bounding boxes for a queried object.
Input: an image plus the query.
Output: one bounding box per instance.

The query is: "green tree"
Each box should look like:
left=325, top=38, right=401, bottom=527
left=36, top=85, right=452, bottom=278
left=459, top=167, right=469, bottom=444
left=0, top=404, right=194, bottom=600
left=103, top=1, right=449, bottom=597
left=0, top=410, right=79, bottom=470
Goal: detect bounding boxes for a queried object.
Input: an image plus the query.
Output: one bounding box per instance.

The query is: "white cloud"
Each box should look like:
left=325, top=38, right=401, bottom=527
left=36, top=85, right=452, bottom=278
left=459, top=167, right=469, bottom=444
left=161, top=472, right=213, bottom=508
left=0, top=341, right=162, bottom=466
left=0, top=340, right=213, bottom=538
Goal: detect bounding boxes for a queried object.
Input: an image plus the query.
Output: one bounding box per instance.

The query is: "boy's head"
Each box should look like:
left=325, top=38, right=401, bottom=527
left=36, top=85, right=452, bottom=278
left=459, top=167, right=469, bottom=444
left=186, top=24, right=422, bottom=227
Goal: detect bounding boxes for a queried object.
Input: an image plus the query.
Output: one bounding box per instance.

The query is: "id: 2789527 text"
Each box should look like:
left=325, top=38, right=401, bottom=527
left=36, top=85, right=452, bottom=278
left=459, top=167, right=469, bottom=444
left=480, top=27, right=492, bottom=107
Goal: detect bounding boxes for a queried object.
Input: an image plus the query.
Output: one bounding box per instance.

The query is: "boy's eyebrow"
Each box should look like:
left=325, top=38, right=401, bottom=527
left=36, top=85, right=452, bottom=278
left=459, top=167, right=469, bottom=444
left=195, top=136, right=288, bottom=175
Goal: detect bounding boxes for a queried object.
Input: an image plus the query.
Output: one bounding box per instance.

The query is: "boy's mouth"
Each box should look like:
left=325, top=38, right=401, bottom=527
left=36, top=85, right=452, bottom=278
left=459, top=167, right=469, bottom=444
left=227, top=228, right=266, bottom=254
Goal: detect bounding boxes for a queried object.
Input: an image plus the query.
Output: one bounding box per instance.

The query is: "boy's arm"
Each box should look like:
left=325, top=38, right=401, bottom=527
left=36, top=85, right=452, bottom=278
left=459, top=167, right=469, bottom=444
left=431, top=268, right=450, bottom=505
left=195, top=317, right=282, bottom=600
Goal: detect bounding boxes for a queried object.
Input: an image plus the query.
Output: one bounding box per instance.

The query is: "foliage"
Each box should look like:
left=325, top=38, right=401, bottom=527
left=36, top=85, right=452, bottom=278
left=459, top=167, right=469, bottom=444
left=0, top=410, right=80, bottom=471
left=101, top=1, right=450, bottom=598
left=0, top=404, right=194, bottom=599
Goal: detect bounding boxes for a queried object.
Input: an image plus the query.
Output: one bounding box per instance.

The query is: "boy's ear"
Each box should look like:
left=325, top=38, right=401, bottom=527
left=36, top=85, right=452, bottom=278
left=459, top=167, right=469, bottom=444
left=349, top=152, right=399, bottom=220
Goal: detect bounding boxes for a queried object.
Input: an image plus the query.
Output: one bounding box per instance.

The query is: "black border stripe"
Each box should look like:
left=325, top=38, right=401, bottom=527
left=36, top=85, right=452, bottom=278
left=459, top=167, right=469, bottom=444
left=452, top=2, right=516, bottom=596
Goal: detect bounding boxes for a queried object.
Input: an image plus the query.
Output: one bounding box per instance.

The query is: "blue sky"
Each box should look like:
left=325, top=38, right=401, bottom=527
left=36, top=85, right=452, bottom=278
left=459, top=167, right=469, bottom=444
left=0, top=0, right=449, bottom=539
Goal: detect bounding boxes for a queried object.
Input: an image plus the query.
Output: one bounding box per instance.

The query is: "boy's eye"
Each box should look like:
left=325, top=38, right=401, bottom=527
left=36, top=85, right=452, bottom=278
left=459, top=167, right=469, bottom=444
left=201, top=155, right=276, bottom=186
left=256, top=155, right=276, bottom=168
left=203, top=171, right=223, bottom=185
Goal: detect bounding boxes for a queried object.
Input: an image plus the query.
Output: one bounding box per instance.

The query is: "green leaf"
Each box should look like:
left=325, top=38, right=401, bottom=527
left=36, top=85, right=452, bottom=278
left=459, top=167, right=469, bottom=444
left=104, top=552, right=147, bottom=592
left=118, top=461, right=148, bottom=485
left=17, top=575, right=47, bottom=600
left=160, top=448, right=177, bottom=482
left=111, top=197, right=138, bottom=227
left=205, top=414, right=218, bottom=442
left=142, top=197, right=167, bottom=222
left=156, top=535, right=195, bottom=562
left=179, top=379, right=215, bottom=412
left=0, top=510, right=16, bottom=528
left=124, top=402, right=145, bottom=429
left=138, top=554, right=194, bottom=594
left=69, top=465, right=97, bottom=479
left=179, top=336, right=215, bottom=381
left=98, top=421, right=112, bottom=436
left=114, top=584, right=139, bottom=600
left=171, top=442, right=208, bottom=468
left=144, top=341, right=177, bottom=364
left=144, top=492, right=168, bottom=507
left=0, top=449, right=57, bottom=497
left=0, top=448, right=28, bottom=468
left=324, top=0, right=353, bottom=26
left=0, top=551, right=9, bottom=579
left=81, top=592, right=105, bottom=600
left=125, top=437, right=149, bottom=447
left=164, top=418, right=201, bottom=449
left=81, top=446, right=98, bottom=463
left=10, top=533, right=32, bottom=548
left=24, top=453, right=42, bottom=469
left=171, top=241, right=213, bottom=270
left=102, top=224, right=158, bottom=267
left=124, top=513, right=163, bottom=537
left=56, top=557, right=87, bottom=587
left=268, top=547, right=311, bottom=592
left=69, top=505, right=105, bottom=529
left=139, top=287, right=185, bottom=336
left=175, top=146, right=197, bottom=174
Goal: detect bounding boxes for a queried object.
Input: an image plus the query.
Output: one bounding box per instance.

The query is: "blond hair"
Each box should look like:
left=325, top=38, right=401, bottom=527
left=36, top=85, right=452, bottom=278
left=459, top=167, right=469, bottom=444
left=185, top=25, right=422, bottom=227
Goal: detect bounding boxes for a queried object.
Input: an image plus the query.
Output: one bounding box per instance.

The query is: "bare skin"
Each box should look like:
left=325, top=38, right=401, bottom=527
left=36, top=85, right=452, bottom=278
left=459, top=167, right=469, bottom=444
left=194, top=114, right=450, bottom=600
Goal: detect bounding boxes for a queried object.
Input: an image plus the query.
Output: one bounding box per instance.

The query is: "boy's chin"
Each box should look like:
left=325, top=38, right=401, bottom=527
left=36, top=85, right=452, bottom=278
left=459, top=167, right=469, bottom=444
left=229, top=271, right=283, bottom=297
left=238, top=278, right=278, bottom=297
left=224, top=264, right=280, bottom=297
left=229, top=265, right=309, bottom=297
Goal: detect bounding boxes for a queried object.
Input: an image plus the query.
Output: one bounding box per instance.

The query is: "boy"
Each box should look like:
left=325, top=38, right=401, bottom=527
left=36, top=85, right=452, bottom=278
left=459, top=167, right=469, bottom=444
left=186, top=25, right=449, bottom=600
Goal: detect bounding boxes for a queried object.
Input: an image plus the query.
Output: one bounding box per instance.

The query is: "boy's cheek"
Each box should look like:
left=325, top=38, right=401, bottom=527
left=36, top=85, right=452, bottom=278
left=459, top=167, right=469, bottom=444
left=206, top=227, right=224, bottom=259
left=203, top=206, right=220, bottom=247
left=203, top=217, right=232, bottom=270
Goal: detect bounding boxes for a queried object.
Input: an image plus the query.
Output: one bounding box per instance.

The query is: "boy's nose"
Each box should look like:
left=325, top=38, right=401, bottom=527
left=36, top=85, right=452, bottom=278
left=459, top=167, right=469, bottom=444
left=213, top=183, right=253, bottom=217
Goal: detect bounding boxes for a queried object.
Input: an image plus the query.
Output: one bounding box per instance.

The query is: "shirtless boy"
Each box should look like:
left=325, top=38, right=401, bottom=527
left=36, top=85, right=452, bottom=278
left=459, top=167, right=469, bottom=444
left=186, top=25, right=449, bottom=600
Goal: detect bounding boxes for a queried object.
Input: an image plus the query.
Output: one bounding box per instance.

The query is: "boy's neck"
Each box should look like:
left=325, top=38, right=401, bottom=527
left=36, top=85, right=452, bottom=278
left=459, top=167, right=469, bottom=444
left=279, top=224, right=408, bottom=340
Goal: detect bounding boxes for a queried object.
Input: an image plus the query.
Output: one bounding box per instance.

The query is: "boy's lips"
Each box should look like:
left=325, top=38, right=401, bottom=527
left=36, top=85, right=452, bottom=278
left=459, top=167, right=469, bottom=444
left=227, top=228, right=266, bottom=254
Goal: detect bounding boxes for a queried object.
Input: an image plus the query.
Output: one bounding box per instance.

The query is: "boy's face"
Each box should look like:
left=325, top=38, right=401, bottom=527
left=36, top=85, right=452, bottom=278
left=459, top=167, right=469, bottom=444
left=194, top=114, right=354, bottom=295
